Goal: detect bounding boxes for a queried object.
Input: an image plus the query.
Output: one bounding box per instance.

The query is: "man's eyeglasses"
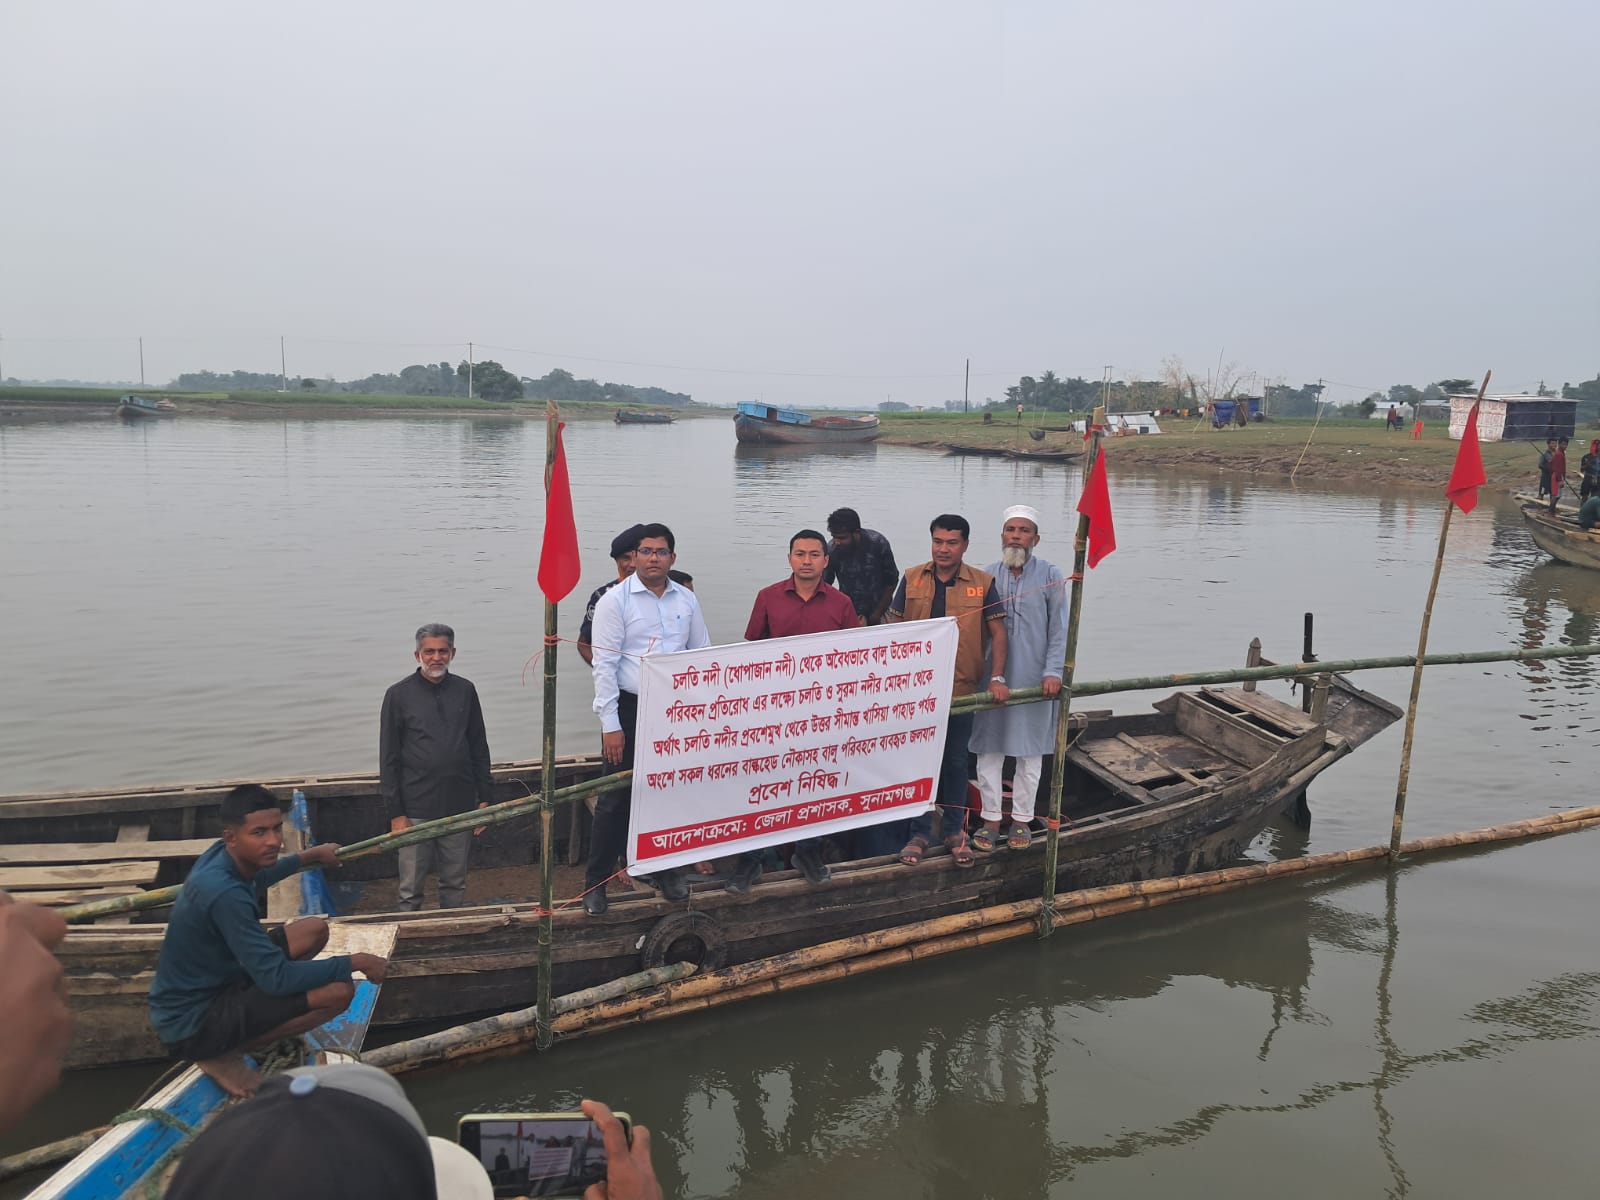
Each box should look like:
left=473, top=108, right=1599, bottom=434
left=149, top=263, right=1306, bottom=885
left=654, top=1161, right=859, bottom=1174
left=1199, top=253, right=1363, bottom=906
left=635, top=547, right=672, bottom=558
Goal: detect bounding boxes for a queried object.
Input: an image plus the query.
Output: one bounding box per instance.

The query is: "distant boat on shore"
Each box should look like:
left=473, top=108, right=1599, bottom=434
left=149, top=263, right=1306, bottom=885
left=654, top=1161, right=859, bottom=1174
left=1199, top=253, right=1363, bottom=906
left=614, top=409, right=675, bottom=425
left=1519, top=502, right=1600, bottom=570
left=117, top=395, right=175, bottom=420
left=733, top=401, right=880, bottom=446
left=1004, top=447, right=1081, bottom=463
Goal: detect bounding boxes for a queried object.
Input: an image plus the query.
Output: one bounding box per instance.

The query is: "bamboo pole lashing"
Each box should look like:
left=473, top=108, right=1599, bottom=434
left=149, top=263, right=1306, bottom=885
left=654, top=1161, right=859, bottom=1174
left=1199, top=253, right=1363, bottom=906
left=537, top=403, right=561, bottom=1052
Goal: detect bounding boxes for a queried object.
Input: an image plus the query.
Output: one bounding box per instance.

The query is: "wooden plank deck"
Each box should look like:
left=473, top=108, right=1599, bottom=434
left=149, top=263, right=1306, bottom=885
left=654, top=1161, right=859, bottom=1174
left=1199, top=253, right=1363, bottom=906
left=0, top=861, right=159, bottom=890
left=0, top=839, right=214, bottom=865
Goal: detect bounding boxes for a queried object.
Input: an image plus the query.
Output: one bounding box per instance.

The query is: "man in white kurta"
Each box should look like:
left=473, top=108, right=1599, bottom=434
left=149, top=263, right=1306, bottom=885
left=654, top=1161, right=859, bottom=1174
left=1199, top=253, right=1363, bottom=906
left=969, top=505, right=1068, bottom=852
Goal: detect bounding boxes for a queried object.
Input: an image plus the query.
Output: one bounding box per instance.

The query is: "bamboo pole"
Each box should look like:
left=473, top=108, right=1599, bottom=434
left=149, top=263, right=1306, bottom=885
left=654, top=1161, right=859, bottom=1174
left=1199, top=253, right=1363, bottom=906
left=1391, top=370, right=1490, bottom=857
left=363, top=961, right=697, bottom=1071
left=382, top=805, right=1600, bottom=1072
left=537, top=403, right=560, bottom=1051
left=0, top=1127, right=110, bottom=1184
left=1041, top=406, right=1103, bottom=935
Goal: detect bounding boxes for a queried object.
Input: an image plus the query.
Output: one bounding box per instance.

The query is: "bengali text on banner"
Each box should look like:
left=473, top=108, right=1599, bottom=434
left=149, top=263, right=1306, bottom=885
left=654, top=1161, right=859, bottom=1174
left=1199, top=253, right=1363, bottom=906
left=625, top=618, right=959, bottom=874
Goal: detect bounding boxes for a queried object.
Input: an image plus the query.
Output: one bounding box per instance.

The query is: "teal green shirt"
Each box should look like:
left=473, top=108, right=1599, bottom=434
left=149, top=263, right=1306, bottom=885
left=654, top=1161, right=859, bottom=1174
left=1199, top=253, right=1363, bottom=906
left=148, top=841, right=352, bottom=1044
left=1580, top=497, right=1600, bottom=530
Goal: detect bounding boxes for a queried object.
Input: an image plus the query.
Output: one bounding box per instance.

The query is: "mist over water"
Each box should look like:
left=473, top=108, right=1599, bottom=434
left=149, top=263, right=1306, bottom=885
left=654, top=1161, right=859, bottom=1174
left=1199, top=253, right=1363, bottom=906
left=3, top=415, right=1597, bottom=1196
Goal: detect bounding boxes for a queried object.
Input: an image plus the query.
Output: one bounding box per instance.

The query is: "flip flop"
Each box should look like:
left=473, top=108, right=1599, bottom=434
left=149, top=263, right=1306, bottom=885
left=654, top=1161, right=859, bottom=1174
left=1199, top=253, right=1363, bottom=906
left=1007, top=823, right=1032, bottom=851
left=971, top=824, right=999, bottom=853
left=945, top=834, right=976, bottom=868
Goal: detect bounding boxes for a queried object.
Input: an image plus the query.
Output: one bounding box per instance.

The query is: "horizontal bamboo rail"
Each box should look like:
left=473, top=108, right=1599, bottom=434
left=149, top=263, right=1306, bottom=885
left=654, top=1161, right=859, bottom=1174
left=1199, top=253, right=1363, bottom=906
left=951, top=642, right=1600, bottom=713
left=377, top=805, right=1600, bottom=1074
left=362, top=961, right=696, bottom=1071
left=55, top=640, right=1600, bottom=924
left=0, top=1127, right=110, bottom=1185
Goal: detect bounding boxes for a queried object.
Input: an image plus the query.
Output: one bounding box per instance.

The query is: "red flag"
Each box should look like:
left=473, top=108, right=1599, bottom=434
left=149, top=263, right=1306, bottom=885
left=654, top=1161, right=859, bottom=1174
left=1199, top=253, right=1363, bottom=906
left=537, top=421, right=581, bottom=601
left=1076, top=451, right=1117, bottom=567
left=1445, top=403, right=1486, bottom=514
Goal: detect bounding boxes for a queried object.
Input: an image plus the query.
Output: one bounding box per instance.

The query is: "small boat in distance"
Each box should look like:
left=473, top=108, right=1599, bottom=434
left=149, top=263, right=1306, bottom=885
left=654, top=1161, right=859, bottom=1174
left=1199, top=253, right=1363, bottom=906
left=1519, top=502, right=1600, bottom=570
left=614, top=409, right=675, bottom=425
left=733, top=401, right=880, bottom=446
left=1004, top=447, right=1081, bottom=463
left=117, top=395, right=176, bottom=419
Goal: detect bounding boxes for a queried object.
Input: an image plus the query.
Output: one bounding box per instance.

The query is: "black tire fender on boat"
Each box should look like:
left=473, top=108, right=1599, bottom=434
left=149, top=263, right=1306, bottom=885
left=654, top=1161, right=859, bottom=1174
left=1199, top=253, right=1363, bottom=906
left=637, top=911, right=730, bottom=972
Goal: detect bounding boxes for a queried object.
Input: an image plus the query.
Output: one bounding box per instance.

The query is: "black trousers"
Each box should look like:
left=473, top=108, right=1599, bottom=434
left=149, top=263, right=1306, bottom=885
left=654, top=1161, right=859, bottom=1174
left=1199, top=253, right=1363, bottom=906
left=586, top=691, right=637, bottom=889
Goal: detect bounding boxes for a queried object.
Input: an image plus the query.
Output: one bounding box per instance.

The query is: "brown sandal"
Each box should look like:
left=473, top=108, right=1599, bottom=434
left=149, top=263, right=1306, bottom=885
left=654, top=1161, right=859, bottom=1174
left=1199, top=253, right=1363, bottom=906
left=945, top=834, right=976, bottom=868
left=898, top=836, right=930, bottom=866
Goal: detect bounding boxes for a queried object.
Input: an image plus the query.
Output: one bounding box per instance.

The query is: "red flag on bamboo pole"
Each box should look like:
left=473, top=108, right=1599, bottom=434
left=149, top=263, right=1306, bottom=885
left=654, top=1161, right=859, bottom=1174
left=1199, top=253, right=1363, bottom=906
left=1076, top=451, right=1117, bottom=567
left=537, top=421, right=581, bottom=601
left=1445, top=403, right=1486, bottom=514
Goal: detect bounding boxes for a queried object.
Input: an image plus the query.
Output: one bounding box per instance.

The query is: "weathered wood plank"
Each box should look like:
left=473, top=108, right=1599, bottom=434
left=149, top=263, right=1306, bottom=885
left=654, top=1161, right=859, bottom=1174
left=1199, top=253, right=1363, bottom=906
left=0, top=862, right=159, bottom=891
left=1115, top=733, right=1206, bottom=785
left=0, top=840, right=213, bottom=865
left=28, top=888, right=145, bottom=908
left=1204, top=687, right=1319, bottom=734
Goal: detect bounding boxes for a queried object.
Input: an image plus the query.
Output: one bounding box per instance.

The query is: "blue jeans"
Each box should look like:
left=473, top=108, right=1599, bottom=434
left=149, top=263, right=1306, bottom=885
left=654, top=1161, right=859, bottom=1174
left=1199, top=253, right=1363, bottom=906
left=909, top=712, right=974, bottom=845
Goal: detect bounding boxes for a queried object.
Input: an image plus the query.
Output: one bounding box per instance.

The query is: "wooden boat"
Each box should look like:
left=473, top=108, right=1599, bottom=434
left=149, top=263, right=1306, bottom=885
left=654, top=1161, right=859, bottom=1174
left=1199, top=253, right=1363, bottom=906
left=1519, top=501, right=1600, bottom=570
left=945, top=444, right=1011, bottom=458
left=117, top=395, right=176, bottom=419
left=40, top=675, right=1399, bottom=1069
left=1004, top=447, right=1081, bottom=463
left=613, top=409, right=675, bottom=425
left=733, top=401, right=880, bottom=446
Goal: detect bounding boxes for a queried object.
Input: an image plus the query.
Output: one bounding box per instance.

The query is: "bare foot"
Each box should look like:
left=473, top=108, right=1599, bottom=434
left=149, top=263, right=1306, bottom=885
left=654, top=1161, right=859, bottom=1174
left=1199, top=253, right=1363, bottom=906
left=196, top=1055, right=262, bottom=1098
left=692, top=860, right=716, bottom=876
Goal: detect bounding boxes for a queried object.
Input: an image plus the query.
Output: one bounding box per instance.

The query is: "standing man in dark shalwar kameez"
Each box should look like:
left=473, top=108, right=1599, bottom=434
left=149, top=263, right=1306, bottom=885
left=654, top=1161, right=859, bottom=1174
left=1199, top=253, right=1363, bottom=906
left=969, top=506, right=1068, bottom=853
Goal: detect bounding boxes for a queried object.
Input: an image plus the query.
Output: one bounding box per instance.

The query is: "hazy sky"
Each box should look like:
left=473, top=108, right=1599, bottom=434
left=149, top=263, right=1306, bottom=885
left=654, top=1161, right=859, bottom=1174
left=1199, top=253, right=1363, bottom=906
left=3, top=1, right=1595, bottom=406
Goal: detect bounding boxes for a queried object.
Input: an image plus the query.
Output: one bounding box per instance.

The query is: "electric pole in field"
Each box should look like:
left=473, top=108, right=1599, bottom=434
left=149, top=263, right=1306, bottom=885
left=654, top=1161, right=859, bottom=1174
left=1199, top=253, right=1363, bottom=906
left=468, top=342, right=474, bottom=399
left=963, top=357, right=970, bottom=413
left=280, top=336, right=288, bottom=391
left=139, top=337, right=145, bottom=387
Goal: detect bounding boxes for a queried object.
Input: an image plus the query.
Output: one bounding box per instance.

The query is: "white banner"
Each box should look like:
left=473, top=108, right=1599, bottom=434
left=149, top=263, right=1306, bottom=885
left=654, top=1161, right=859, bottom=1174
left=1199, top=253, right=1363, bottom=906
left=625, top=618, right=959, bottom=874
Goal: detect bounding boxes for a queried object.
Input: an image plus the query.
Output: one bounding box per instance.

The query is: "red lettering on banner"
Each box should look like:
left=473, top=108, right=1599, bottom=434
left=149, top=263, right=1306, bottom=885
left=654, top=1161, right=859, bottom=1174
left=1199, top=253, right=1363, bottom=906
left=635, top=778, right=934, bottom=862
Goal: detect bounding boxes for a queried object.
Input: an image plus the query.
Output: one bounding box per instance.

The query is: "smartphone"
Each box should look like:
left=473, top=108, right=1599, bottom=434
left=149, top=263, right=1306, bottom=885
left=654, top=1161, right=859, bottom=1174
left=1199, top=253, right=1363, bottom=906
left=458, top=1112, right=631, bottom=1199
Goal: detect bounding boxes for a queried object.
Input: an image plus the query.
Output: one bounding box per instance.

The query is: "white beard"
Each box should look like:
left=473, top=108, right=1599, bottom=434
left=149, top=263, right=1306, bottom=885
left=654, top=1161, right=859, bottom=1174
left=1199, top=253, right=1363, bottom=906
left=1001, top=545, right=1031, bottom=570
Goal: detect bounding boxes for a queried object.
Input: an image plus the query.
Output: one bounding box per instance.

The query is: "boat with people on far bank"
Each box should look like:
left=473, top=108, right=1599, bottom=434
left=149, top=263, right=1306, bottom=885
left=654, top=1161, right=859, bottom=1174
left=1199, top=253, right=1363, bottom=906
left=733, top=401, right=880, bottom=446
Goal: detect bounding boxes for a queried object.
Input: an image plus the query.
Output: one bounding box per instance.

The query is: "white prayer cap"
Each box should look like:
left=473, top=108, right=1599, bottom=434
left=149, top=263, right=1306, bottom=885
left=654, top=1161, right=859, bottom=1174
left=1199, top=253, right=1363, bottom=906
left=1001, top=504, right=1041, bottom=530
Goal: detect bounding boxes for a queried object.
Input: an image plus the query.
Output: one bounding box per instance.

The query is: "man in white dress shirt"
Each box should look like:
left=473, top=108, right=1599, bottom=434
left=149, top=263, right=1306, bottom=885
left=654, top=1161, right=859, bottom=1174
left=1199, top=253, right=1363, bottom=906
left=585, top=523, right=712, bottom=915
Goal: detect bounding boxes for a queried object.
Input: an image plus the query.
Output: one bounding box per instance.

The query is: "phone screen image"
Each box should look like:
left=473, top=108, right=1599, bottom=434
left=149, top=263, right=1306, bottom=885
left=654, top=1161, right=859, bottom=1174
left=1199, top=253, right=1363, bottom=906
left=458, top=1114, right=626, bottom=1199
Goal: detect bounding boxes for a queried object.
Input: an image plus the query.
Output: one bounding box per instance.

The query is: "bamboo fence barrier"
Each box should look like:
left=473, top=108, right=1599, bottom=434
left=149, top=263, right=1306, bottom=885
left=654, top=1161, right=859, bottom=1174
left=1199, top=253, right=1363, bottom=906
left=53, top=641, right=1600, bottom=924
left=373, top=805, right=1600, bottom=1075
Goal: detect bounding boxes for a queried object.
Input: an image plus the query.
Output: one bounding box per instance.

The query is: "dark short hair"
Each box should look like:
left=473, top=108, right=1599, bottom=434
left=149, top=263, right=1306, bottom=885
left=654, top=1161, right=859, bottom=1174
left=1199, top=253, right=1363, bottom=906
left=826, top=508, right=862, bottom=535
left=790, top=529, right=829, bottom=554
left=930, top=513, right=970, bottom=540
left=667, top=568, right=693, bottom=585
left=637, top=522, right=675, bottom=552
left=220, top=784, right=287, bottom=828
left=609, top=524, right=646, bottom=560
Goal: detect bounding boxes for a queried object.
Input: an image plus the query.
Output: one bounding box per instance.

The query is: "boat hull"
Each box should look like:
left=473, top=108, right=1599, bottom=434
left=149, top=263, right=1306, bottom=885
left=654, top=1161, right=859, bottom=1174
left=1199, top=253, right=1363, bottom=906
left=733, top=412, right=880, bottom=445
left=46, top=681, right=1399, bottom=1069
left=1521, top=503, right=1600, bottom=570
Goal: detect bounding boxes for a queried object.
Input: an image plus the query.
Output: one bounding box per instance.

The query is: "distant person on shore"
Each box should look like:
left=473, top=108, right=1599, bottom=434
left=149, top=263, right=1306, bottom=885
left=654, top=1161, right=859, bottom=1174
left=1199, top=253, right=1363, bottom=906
left=969, top=506, right=1067, bottom=855
left=380, top=623, right=494, bottom=911
left=823, top=507, right=899, bottom=625
left=1549, top=438, right=1568, bottom=514
left=732, top=528, right=862, bottom=892
left=1386, top=405, right=1400, bottom=431
left=586, top=523, right=711, bottom=915
left=885, top=514, right=1008, bottom=868
left=1579, top=495, right=1600, bottom=531
left=578, top=525, right=645, bottom=666
left=1581, top=440, right=1600, bottom=502
left=147, top=785, right=389, bottom=1097
left=0, top=891, right=72, bottom=1132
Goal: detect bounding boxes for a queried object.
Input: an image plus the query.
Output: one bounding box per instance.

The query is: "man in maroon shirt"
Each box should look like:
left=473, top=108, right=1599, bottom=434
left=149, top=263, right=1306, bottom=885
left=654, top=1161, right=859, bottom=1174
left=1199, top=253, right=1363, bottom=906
left=744, top=529, right=862, bottom=640
left=731, top=530, right=862, bottom=893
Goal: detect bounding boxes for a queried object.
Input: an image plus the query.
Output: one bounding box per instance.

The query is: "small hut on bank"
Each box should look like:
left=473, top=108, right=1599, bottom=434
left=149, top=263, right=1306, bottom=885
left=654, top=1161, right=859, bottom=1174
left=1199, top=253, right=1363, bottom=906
left=1448, top=393, right=1576, bottom=442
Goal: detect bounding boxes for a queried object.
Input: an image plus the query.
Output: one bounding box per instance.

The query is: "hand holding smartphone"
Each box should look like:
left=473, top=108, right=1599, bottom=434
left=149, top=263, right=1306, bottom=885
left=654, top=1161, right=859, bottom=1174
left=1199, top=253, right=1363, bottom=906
left=458, top=1111, right=631, bottom=1199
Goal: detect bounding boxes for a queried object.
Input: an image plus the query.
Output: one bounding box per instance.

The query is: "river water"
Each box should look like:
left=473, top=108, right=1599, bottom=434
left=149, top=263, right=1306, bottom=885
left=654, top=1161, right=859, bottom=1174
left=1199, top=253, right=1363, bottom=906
left=2, top=414, right=1597, bottom=1196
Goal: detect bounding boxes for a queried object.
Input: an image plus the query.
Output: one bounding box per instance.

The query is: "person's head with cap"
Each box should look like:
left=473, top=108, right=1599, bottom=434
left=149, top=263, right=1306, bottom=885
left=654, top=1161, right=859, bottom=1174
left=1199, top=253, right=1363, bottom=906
left=610, top=524, right=646, bottom=580
left=166, top=1063, right=491, bottom=1200
left=998, top=505, right=1041, bottom=572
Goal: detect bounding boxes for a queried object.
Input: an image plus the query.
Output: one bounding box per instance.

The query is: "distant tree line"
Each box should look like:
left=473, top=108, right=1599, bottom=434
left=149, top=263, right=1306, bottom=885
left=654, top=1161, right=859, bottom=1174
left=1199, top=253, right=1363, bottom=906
left=166, top=363, right=692, bottom=407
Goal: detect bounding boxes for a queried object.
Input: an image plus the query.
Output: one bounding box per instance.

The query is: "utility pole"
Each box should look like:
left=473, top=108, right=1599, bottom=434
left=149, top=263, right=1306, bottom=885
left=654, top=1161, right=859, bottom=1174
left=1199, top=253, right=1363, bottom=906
left=963, top=357, right=970, bottom=413
left=468, top=342, right=474, bottom=399
left=280, top=336, right=288, bottom=391
left=138, top=337, right=145, bottom=387
left=1102, top=365, right=1113, bottom=412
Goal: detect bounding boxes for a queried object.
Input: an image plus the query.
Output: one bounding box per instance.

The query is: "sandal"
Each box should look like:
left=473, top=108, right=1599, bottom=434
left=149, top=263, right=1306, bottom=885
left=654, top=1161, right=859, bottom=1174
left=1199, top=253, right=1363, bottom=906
left=945, top=834, right=977, bottom=868
left=1006, top=823, right=1032, bottom=851
left=898, top=836, right=930, bottom=866
left=971, top=823, right=1000, bottom=853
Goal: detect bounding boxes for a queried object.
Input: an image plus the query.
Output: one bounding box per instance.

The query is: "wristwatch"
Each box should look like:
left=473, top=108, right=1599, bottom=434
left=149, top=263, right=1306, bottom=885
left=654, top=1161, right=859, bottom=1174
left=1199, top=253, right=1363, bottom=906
left=990, top=675, right=1006, bottom=684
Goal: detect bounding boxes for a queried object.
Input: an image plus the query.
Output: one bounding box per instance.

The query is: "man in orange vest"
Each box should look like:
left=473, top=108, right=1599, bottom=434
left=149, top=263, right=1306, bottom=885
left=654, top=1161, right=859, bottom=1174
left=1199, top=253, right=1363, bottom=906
left=884, top=514, right=1009, bottom=868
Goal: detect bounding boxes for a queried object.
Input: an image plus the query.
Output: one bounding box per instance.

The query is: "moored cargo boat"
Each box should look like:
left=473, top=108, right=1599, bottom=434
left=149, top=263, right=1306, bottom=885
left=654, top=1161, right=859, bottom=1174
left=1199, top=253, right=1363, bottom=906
left=733, top=401, right=880, bottom=445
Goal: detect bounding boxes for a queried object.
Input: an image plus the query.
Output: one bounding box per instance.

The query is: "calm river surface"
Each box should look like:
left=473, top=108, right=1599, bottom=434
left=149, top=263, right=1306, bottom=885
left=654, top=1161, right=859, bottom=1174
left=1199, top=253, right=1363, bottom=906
left=3, top=414, right=1597, bottom=1197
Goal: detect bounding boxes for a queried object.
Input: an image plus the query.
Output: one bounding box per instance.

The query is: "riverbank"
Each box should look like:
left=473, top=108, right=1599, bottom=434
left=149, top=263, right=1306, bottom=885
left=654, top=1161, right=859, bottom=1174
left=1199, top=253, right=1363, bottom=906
left=875, top=411, right=1576, bottom=493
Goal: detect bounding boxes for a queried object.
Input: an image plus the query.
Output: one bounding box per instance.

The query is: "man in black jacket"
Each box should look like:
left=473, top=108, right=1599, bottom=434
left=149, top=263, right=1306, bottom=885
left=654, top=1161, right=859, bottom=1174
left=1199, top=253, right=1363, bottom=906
left=380, top=623, right=493, bottom=910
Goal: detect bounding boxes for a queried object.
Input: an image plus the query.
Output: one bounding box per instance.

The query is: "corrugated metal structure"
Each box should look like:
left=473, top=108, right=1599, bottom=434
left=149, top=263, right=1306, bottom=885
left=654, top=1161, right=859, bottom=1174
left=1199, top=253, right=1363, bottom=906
left=1448, top=394, right=1576, bottom=442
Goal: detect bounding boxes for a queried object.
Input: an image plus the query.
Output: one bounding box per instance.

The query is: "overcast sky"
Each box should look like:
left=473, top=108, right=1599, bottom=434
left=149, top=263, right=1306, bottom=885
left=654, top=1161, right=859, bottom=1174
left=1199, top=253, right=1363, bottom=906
left=3, top=1, right=1595, bottom=406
